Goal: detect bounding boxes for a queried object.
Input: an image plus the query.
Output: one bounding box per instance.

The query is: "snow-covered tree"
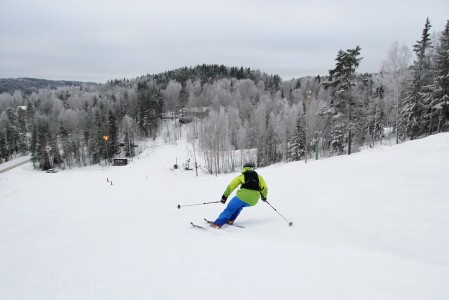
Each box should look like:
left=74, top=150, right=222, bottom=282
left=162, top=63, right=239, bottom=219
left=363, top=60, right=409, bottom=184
left=400, top=18, right=434, bottom=140
left=288, top=112, right=306, bottom=161
left=162, top=80, right=182, bottom=118
left=381, top=40, right=412, bottom=143
left=430, top=20, right=449, bottom=133
left=367, top=86, right=387, bottom=146
left=323, top=46, right=363, bottom=155
left=108, top=110, right=119, bottom=157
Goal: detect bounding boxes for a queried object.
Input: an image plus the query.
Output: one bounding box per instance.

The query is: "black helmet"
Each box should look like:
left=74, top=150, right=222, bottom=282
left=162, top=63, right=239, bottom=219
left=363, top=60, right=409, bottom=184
left=243, top=162, right=255, bottom=169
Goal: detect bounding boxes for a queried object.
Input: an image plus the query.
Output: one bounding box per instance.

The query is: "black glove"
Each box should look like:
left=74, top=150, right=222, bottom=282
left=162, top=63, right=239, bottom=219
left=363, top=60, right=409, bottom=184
left=220, top=195, right=228, bottom=204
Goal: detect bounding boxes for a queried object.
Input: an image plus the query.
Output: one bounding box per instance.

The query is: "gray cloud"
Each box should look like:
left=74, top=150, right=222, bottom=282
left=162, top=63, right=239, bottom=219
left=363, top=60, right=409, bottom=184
left=1, top=0, right=448, bottom=83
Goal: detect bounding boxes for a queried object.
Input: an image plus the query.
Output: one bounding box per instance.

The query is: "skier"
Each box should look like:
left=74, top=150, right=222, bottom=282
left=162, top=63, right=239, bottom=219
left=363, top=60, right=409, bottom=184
left=210, top=162, right=268, bottom=228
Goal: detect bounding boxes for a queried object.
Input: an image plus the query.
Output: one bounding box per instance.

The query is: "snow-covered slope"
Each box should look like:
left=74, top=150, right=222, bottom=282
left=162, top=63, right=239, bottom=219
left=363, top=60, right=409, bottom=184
left=1, top=133, right=448, bottom=300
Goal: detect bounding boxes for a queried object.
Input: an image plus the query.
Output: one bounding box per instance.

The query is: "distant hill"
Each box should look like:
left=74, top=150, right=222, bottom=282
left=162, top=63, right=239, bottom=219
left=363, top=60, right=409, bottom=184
left=0, top=78, right=97, bottom=95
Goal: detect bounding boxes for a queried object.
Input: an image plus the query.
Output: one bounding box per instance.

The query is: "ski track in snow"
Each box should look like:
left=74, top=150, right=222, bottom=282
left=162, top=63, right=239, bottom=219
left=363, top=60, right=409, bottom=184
left=1, top=132, right=449, bottom=299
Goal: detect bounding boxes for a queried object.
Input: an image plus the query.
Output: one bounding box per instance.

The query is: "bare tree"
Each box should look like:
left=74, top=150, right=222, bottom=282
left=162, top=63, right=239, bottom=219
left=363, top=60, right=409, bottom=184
left=162, top=80, right=182, bottom=118
left=381, top=40, right=412, bottom=143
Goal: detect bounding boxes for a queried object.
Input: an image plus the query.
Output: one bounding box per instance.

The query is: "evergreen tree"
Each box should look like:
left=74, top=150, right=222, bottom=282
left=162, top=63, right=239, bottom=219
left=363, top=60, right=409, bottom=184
left=400, top=18, right=433, bottom=139
left=121, top=115, right=135, bottom=158
left=288, top=113, right=306, bottom=161
left=30, top=117, right=52, bottom=170
left=95, top=109, right=108, bottom=164
left=26, top=102, right=36, bottom=133
left=17, top=107, right=28, bottom=154
left=350, top=74, right=371, bottom=151
left=48, top=133, right=61, bottom=169
left=0, top=110, right=21, bottom=160
left=136, top=82, right=162, bottom=138
left=30, top=125, right=38, bottom=166
left=267, top=75, right=281, bottom=95
left=367, top=86, right=387, bottom=145
left=323, top=46, right=363, bottom=155
left=329, top=113, right=347, bottom=155
left=0, top=131, right=7, bottom=162
left=119, top=91, right=128, bottom=119
left=123, top=132, right=135, bottom=158
left=108, top=110, right=118, bottom=156
left=59, top=124, right=71, bottom=168
left=430, top=20, right=449, bottom=133
left=5, top=108, right=20, bottom=156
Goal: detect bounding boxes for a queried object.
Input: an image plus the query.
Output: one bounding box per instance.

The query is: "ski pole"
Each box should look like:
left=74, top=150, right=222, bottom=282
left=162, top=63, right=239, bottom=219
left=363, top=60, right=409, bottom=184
left=264, top=200, right=293, bottom=226
left=177, top=200, right=221, bottom=209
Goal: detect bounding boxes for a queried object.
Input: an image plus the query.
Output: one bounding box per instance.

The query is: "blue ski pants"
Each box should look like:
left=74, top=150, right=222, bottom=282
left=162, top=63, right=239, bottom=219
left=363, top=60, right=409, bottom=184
left=214, top=196, right=250, bottom=226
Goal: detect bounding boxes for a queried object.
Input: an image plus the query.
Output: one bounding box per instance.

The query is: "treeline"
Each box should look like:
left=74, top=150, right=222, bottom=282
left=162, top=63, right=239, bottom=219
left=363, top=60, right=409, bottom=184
left=0, top=78, right=95, bottom=95
left=0, top=18, right=447, bottom=174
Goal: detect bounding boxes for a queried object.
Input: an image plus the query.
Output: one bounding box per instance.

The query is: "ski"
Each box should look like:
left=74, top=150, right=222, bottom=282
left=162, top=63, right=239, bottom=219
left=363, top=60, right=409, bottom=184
left=190, top=222, right=206, bottom=229
left=204, top=218, right=245, bottom=228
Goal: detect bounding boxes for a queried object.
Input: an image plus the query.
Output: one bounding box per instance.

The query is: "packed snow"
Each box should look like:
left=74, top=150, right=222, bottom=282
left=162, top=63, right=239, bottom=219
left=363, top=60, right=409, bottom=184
left=1, top=132, right=449, bottom=300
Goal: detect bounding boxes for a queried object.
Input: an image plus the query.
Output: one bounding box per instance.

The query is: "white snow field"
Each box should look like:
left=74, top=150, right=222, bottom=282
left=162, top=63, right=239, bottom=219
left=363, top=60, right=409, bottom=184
left=1, top=133, right=448, bottom=300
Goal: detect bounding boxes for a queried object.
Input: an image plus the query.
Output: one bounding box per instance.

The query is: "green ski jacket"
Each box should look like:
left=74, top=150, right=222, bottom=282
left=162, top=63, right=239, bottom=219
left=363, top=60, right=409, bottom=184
left=223, top=167, right=268, bottom=206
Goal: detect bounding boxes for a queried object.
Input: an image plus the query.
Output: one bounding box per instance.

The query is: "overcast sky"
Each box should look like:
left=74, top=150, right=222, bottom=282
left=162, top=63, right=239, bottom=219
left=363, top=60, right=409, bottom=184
left=0, top=0, right=448, bottom=83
